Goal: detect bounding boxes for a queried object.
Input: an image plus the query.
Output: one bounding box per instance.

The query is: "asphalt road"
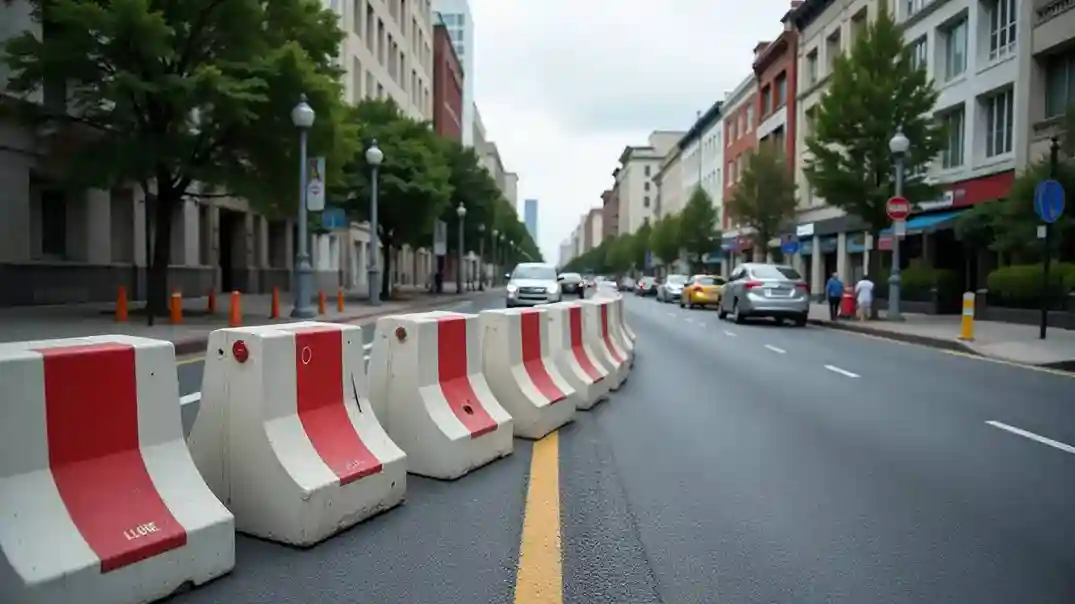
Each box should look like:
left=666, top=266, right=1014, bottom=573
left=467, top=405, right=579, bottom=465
left=167, top=289, right=1075, bottom=603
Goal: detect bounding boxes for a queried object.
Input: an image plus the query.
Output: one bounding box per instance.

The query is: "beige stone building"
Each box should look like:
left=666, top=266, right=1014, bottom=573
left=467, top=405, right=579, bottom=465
left=614, top=131, right=684, bottom=235
left=1016, top=0, right=1075, bottom=165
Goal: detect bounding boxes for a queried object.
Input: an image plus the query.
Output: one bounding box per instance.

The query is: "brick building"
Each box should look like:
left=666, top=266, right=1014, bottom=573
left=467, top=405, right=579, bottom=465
left=601, top=187, right=619, bottom=241
left=432, top=17, right=464, bottom=141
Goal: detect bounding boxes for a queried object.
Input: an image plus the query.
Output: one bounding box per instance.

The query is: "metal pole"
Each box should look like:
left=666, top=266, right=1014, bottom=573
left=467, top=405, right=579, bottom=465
left=292, top=128, right=315, bottom=318
left=1040, top=137, right=1059, bottom=339
left=368, top=165, right=381, bottom=306
left=888, top=154, right=904, bottom=321
left=491, top=238, right=498, bottom=286
left=457, top=218, right=464, bottom=294
left=479, top=236, right=485, bottom=291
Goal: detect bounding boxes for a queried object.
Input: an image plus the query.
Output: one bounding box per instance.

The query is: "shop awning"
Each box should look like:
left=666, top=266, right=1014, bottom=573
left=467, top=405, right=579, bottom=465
left=879, top=209, right=966, bottom=236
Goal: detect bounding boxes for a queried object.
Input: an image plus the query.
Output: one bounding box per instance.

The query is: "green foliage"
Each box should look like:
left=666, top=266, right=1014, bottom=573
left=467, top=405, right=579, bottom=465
left=678, top=188, right=720, bottom=267
left=630, top=220, right=653, bottom=268
left=2, top=0, right=355, bottom=315
left=986, top=263, right=1075, bottom=307
left=650, top=212, right=681, bottom=265
left=954, top=158, right=1075, bottom=261
left=725, top=144, right=797, bottom=249
left=439, top=140, right=503, bottom=254
left=803, top=1, right=944, bottom=232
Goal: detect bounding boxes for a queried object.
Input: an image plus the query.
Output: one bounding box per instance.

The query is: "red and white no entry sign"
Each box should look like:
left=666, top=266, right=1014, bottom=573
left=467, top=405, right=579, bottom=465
left=886, top=196, right=911, bottom=221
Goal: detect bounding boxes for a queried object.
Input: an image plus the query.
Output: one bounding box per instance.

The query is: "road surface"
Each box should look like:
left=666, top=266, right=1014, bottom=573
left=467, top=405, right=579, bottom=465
left=170, top=292, right=1075, bottom=603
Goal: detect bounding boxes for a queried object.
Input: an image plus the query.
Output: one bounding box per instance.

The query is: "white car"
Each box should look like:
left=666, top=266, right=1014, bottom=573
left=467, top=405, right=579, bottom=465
left=506, top=263, right=563, bottom=307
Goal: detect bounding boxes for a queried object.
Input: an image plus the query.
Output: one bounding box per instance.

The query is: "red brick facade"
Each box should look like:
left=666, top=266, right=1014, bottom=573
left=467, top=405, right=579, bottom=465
left=753, top=24, right=798, bottom=172
left=722, top=94, right=758, bottom=230
left=601, top=188, right=619, bottom=241
left=432, top=24, right=464, bottom=141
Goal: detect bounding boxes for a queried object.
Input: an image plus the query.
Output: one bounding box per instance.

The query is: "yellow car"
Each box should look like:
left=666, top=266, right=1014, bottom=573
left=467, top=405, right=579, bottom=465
left=681, top=275, right=725, bottom=309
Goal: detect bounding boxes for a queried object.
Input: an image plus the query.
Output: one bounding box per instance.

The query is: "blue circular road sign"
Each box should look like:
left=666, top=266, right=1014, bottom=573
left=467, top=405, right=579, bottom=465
left=781, top=237, right=801, bottom=255
left=1034, top=179, right=1066, bottom=224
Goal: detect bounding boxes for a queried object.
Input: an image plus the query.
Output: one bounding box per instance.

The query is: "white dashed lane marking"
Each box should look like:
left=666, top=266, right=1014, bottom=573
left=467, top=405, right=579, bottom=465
left=824, top=365, right=860, bottom=378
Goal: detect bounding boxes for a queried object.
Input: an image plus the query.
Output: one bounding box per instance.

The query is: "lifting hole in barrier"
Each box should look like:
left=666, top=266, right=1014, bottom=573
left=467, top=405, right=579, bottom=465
left=232, top=340, right=249, bottom=363
left=394, top=326, right=407, bottom=341
left=301, top=345, right=312, bottom=365
left=217, top=348, right=225, bottom=357
left=462, top=404, right=474, bottom=415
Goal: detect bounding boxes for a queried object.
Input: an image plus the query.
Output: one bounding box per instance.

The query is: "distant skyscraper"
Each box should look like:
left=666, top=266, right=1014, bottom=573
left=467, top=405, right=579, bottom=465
left=524, top=198, right=539, bottom=241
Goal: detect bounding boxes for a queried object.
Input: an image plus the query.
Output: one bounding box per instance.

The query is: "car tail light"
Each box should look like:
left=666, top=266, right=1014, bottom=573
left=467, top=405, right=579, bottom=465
left=795, top=283, right=809, bottom=292
left=743, top=281, right=764, bottom=290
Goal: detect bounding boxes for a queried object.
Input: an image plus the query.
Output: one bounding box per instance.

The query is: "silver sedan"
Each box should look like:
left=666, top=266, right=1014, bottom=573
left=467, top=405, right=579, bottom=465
left=718, top=263, right=810, bottom=326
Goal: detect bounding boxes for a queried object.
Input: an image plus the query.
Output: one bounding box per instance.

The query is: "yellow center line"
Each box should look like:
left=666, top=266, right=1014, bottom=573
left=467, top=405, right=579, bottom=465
left=514, top=431, right=563, bottom=604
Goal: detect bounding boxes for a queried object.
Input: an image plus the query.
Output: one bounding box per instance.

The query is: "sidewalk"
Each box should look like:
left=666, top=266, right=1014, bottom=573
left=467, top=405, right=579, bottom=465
left=0, top=284, right=501, bottom=356
left=807, top=303, right=1075, bottom=370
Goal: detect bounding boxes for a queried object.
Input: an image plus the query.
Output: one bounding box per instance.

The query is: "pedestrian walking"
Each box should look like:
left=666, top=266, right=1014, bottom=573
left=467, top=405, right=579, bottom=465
left=825, top=272, right=844, bottom=321
left=854, top=274, right=874, bottom=322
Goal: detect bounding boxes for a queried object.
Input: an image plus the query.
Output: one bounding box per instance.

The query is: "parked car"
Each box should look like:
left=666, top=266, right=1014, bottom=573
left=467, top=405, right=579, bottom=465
left=558, top=272, right=585, bottom=297
left=507, top=262, right=562, bottom=307
left=636, top=276, right=658, bottom=296
left=657, top=274, right=688, bottom=303
left=681, top=275, right=725, bottom=309
left=619, top=276, right=636, bottom=292
left=718, top=263, right=810, bottom=326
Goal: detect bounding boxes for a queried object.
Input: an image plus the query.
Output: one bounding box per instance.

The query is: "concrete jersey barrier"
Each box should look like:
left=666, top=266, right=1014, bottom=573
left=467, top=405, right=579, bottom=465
left=544, top=302, right=611, bottom=409
left=478, top=308, right=577, bottom=438
left=368, top=312, right=514, bottom=480
left=188, top=322, right=406, bottom=547
left=598, top=296, right=634, bottom=365
left=0, top=335, right=235, bottom=604
left=581, top=300, right=629, bottom=390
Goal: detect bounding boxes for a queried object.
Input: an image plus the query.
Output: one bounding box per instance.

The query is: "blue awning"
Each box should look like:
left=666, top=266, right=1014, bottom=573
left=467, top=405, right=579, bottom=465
left=879, top=209, right=966, bottom=236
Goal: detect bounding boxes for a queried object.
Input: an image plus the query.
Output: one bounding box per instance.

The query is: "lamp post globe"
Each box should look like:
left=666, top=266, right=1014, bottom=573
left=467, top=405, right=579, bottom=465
left=889, top=126, right=909, bottom=155
left=456, top=202, right=467, bottom=218
left=291, top=94, right=315, bottom=129
left=455, top=203, right=466, bottom=293
left=365, top=140, right=384, bottom=166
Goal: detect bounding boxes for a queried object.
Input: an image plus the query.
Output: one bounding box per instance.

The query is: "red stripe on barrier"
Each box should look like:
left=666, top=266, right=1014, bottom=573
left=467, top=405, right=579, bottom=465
left=437, top=317, right=498, bottom=438
left=600, top=305, right=624, bottom=363
left=519, top=311, right=566, bottom=403
left=39, top=343, right=186, bottom=573
left=568, top=307, right=603, bottom=381
left=293, top=328, right=383, bottom=485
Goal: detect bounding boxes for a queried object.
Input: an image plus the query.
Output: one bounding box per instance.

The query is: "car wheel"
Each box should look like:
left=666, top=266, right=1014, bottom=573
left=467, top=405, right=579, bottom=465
left=733, top=299, right=746, bottom=324
left=794, top=314, right=808, bottom=327
left=717, top=300, right=728, bottom=320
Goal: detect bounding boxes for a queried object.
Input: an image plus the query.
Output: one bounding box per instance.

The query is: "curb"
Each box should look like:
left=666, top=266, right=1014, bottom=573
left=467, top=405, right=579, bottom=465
left=172, top=290, right=499, bottom=357
left=809, top=318, right=1075, bottom=374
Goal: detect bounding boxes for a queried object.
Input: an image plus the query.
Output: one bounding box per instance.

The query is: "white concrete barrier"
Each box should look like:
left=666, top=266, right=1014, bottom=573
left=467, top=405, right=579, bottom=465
left=479, top=308, right=577, bottom=438
left=368, top=312, right=513, bottom=479
left=581, top=300, right=629, bottom=390
left=601, top=295, right=635, bottom=364
left=0, top=336, right=234, bottom=604
left=189, top=322, right=406, bottom=547
left=617, top=296, right=638, bottom=342
left=544, top=302, right=611, bottom=409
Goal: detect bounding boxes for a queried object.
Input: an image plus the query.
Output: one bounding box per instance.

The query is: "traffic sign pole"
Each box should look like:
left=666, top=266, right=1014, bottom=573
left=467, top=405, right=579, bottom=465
left=1039, top=138, right=1064, bottom=339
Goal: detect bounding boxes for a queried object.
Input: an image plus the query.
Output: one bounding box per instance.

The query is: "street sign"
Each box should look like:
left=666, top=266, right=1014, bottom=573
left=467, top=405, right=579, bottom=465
left=886, top=196, right=911, bottom=221
left=644, top=251, right=653, bottom=269
left=321, top=206, right=346, bottom=230
left=306, top=156, right=326, bottom=212
left=780, top=236, right=800, bottom=255
left=894, top=219, right=906, bottom=237
left=433, top=220, right=447, bottom=256
left=1034, top=179, right=1065, bottom=224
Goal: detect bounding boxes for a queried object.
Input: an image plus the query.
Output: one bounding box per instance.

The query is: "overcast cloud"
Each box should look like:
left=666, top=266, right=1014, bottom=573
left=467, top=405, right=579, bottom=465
left=470, top=0, right=799, bottom=263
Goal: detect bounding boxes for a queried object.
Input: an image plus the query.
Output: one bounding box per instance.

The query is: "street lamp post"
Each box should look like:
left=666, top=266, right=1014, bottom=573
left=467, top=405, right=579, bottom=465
left=365, top=140, right=384, bottom=306
left=887, top=126, right=910, bottom=322
left=290, top=95, right=316, bottom=318
left=491, top=229, right=499, bottom=286
left=456, top=202, right=466, bottom=294
left=500, top=233, right=506, bottom=281
left=478, top=224, right=486, bottom=291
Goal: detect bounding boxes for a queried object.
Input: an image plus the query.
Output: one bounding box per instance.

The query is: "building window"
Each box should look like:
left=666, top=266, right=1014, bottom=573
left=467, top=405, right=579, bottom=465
left=746, top=105, right=754, bottom=131
left=942, top=18, right=967, bottom=81
left=983, top=88, right=1013, bottom=158
left=903, top=0, right=926, bottom=19
left=1045, top=51, right=1075, bottom=119
left=644, top=165, right=651, bottom=177
left=40, top=190, right=67, bottom=257
left=939, top=106, right=964, bottom=168
left=760, top=86, right=771, bottom=115
left=644, top=181, right=651, bottom=191
left=825, top=30, right=841, bottom=70
left=806, top=49, right=818, bottom=85
left=908, top=36, right=927, bottom=71
left=643, top=196, right=650, bottom=208
left=987, top=0, right=1016, bottom=62
left=775, top=73, right=787, bottom=107
left=850, top=8, right=867, bottom=42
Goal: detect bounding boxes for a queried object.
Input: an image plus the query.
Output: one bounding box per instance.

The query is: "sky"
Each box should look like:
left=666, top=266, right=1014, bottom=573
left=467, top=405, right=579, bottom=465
left=469, top=0, right=799, bottom=264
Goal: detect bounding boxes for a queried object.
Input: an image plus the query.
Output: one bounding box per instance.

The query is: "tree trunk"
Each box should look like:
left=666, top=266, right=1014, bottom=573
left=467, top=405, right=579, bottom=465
left=146, top=189, right=178, bottom=324
left=380, top=240, right=393, bottom=300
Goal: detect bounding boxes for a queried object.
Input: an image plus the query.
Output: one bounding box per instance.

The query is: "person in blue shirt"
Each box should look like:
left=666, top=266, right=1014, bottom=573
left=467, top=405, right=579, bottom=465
left=825, top=272, right=844, bottom=320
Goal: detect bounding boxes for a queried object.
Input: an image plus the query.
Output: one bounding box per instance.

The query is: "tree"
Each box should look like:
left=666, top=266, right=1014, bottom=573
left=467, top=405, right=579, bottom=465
left=606, top=234, right=633, bottom=273
left=803, top=0, right=943, bottom=242
left=3, top=0, right=357, bottom=319
left=434, top=140, right=503, bottom=290
left=725, top=144, right=797, bottom=255
left=679, top=188, right=720, bottom=271
left=630, top=220, right=654, bottom=270
left=650, top=212, right=681, bottom=267
left=340, top=98, right=450, bottom=298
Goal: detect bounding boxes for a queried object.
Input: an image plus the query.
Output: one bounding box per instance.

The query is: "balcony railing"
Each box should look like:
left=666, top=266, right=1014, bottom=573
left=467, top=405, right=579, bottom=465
left=1036, top=0, right=1075, bottom=24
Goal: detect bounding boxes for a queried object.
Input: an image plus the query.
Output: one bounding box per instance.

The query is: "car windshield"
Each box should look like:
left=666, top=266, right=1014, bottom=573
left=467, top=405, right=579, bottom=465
left=559, top=273, right=582, bottom=282
left=696, top=277, right=718, bottom=285
left=667, top=275, right=687, bottom=285
left=513, top=265, right=557, bottom=280
left=750, top=265, right=802, bottom=280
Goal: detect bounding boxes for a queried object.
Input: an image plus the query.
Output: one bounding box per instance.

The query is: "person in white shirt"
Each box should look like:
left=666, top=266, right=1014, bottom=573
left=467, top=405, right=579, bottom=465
left=854, top=275, right=875, bottom=321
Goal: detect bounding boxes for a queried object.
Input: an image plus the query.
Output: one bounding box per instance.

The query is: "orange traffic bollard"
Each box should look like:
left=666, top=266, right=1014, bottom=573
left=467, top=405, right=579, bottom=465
left=337, top=286, right=344, bottom=312
left=318, top=290, right=326, bottom=315
left=229, top=291, right=241, bottom=327
left=116, top=286, right=128, bottom=322
left=170, top=291, right=182, bottom=324
left=271, top=287, right=280, bottom=319
left=207, top=290, right=216, bottom=314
